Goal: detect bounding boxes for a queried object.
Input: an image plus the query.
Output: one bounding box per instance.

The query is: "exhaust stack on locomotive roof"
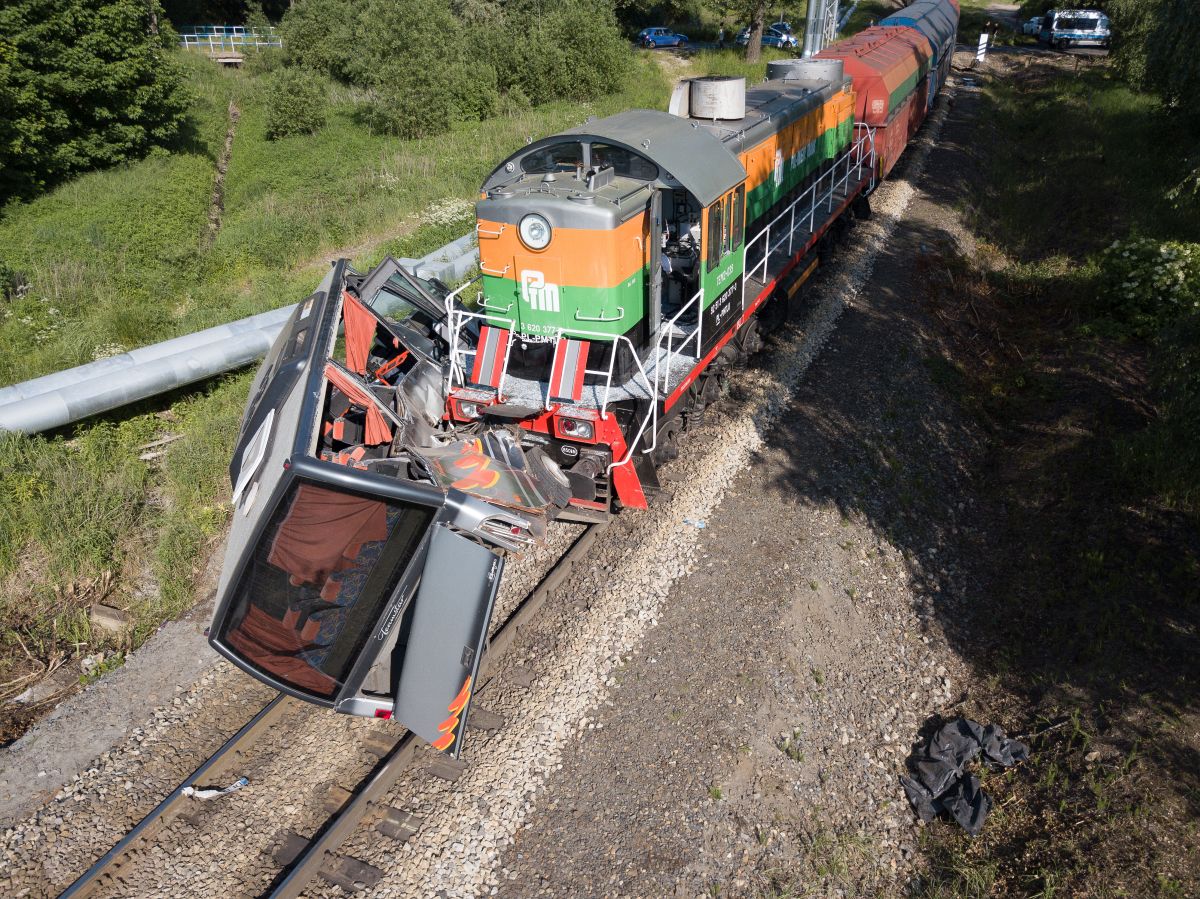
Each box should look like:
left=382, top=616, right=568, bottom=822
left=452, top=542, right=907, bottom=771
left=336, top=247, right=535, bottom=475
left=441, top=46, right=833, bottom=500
left=668, top=75, right=747, bottom=120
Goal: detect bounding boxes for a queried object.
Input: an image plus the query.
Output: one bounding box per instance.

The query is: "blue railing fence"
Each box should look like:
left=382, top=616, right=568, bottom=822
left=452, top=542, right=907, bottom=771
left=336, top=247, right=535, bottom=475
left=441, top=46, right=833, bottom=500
left=178, top=26, right=282, bottom=52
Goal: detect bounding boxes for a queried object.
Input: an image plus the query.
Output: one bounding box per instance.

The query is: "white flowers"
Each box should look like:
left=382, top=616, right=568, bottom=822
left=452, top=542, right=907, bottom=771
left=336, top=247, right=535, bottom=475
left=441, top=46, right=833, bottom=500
left=423, top=197, right=475, bottom=227
left=1102, top=238, right=1200, bottom=322
left=92, top=342, right=129, bottom=360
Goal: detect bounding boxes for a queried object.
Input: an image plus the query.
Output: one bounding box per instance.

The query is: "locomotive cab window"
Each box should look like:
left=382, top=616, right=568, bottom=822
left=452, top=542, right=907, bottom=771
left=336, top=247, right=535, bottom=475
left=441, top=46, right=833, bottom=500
left=520, top=142, right=583, bottom=175
left=706, top=185, right=746, bottom=273
left=588, top=144, right=658, bottom=181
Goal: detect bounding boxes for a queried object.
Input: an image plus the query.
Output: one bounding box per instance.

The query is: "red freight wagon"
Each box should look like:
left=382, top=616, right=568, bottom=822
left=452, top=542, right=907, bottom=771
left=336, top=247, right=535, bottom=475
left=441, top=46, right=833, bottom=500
left=817, top=26, right=934, bottom=177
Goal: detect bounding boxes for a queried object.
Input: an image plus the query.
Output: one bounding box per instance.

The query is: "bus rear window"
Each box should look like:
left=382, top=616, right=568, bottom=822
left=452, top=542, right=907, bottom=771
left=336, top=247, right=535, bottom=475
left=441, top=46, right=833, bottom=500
left=218, top=481, right=434, bottom=699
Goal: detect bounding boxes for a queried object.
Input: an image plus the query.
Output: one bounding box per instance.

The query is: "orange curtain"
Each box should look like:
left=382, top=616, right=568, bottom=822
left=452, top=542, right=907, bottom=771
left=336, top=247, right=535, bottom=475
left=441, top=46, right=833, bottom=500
left=225, top=605, right=338, bottom=697
left=267, top=481, right=389, bottom=587
left=342, top=291, right=377, bottom=375
left=324, top=362, right=393, bottom=446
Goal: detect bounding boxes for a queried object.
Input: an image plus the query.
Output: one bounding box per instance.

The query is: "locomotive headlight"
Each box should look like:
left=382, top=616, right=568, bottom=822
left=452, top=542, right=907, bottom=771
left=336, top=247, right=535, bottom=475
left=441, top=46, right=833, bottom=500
left=559, top=417, right=594, bottom=441
left=518, top=214, right=552, bottom=250
left=458, top=401, right=480, bottom=420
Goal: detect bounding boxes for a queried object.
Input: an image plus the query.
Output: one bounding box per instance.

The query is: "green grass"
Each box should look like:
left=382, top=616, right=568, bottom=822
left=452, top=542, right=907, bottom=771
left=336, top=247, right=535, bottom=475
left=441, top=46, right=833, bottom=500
left=912, top=56, right=1200, bottom=898
left=0, top=49, right=672, bottom=696
left=977, top=68, right=1197, bottom=257
left=688, top=47, right=795, bottom=83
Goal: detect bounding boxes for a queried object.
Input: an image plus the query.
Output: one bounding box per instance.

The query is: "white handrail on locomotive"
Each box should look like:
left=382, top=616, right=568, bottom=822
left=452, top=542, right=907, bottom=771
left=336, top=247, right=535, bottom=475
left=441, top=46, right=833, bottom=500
left=651, top=286, right=705, bottom=395
left=542, top=328, right=659, bottom=472
left=743, top=125, right=877, bottom=284
left=443, top=293, right=660, bottom=473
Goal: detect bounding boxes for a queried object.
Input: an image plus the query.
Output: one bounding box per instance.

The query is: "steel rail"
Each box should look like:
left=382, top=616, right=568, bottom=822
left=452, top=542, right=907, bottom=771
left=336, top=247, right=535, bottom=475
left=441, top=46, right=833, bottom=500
left=265, top=522, right=608, bottom=899
left=59, top=693, right=294, bottom=899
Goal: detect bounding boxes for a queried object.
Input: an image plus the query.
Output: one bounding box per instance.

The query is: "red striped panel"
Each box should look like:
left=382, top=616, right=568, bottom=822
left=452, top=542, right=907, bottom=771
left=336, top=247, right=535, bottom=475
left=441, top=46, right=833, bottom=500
left=470, top=326, right=509, bottom=389
left=549, top=338, right=588, bottom=403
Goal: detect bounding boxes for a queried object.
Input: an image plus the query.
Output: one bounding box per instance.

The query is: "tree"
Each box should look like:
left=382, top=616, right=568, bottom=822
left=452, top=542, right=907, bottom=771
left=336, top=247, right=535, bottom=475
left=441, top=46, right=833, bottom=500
left=159, top=0, right=291, bottom=25
left=0, top=0, right=189, bottom=203
left=708, top=0, right=769, bottom=61
left=264, top=66, right=327, bottom=138
left=1108, top=0, right=1200, bottom=113
left=278, top=0, right=631, bottom=139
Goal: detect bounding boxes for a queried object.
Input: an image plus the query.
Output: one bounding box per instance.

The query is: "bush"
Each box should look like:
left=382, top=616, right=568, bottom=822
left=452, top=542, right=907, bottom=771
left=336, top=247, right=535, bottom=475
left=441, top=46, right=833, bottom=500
left=244, top=45, right=284, bottom=77
left=279, top=0, right=360, bottom=80
left=497, top=0, right=633, bottom=105
left=354, top=0, right=497, bottom=139
left=1096, top=238, right=1200, bottom=336
left=279, top=0, right=629, bottom=140
left=264, top=68, right=329, bottom=139
left=1109, top=0, right=1200, bottom=115
left=1122, top=312, right=1200, bottom=512
left=0, top=0, right=190, bottom=202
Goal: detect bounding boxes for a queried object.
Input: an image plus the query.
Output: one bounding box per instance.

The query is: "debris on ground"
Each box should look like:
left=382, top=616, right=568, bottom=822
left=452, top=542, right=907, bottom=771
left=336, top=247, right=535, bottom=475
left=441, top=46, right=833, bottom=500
left=900, top=717, right=1028, bottom=835
left=182, top=777, right=249, bottom=801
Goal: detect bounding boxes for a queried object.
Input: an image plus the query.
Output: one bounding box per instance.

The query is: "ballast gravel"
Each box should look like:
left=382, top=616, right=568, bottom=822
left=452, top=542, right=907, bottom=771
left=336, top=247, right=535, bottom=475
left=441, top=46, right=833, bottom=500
left=0, top=525, right=583, bottom=897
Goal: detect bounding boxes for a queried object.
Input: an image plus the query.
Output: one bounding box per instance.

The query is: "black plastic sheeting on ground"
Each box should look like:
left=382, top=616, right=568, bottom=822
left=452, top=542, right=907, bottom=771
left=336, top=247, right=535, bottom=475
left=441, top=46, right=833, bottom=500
left=901, top=717, right=1029, bottom=836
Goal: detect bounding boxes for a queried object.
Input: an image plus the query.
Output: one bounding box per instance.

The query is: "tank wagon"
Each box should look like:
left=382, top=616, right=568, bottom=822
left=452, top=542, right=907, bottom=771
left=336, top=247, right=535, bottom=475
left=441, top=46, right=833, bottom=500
left=208, top=0, right=958, bottom=756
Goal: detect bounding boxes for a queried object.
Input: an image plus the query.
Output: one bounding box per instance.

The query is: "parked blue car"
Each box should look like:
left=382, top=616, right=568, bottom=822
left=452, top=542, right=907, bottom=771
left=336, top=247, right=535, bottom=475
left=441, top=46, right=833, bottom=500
left=638, top=27, right=690, bottom=49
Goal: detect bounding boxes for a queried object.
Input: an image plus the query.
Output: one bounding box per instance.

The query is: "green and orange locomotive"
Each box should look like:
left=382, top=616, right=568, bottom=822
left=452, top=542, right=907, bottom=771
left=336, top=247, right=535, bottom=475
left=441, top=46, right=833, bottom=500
left=455, top=63, right=859, bottom=517
left=208, top=0, right=958, bottom=745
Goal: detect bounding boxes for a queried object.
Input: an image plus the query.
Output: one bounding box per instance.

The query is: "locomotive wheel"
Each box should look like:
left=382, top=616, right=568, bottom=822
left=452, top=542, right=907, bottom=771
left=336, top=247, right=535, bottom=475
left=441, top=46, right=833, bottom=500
left=653, top=419, right=681, bottom=466
left=738, top=318, right=764, bottom=355
left=687, top=369, right=725, bottom=428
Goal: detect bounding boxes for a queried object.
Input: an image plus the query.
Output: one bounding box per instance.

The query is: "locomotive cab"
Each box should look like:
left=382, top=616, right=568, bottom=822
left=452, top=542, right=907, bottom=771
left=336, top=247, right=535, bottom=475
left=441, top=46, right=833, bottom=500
left=476, top=112, right=747, bottom=371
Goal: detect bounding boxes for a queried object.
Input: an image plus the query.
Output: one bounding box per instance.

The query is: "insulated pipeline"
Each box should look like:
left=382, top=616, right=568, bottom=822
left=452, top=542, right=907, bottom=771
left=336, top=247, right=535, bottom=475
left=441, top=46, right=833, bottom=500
left=0, top=236, right=478, bottom=435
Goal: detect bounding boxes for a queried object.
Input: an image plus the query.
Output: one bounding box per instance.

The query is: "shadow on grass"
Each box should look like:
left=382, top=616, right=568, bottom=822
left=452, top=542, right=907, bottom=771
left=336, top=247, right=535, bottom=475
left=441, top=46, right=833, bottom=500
left=750, top=63, right=1200, bottom=895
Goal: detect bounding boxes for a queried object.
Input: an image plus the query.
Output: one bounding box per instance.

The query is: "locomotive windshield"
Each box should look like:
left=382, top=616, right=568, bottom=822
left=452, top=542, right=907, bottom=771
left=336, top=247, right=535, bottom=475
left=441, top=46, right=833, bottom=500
left=521, top=142, right=584, bottom=174
left=218, top=480, right=434, bottom=699
left=517, top=141, right=658, bottom=180
left=588, top=143, right=658, bottom=180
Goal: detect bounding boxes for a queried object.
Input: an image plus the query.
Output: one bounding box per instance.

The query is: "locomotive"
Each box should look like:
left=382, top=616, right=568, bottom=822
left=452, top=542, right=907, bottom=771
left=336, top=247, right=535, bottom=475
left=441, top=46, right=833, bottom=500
left=207, top=0, right=959, bottom=757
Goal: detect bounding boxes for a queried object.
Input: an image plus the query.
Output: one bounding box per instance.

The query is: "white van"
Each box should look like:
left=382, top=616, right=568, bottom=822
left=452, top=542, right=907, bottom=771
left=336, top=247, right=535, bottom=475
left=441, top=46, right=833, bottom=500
left=1039, top=9, right=1111, bottom=49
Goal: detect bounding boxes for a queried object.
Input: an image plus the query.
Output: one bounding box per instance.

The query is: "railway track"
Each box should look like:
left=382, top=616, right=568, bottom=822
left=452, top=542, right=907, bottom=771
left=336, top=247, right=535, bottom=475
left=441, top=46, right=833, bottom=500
left=58, top=522, right=607, bottom=899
